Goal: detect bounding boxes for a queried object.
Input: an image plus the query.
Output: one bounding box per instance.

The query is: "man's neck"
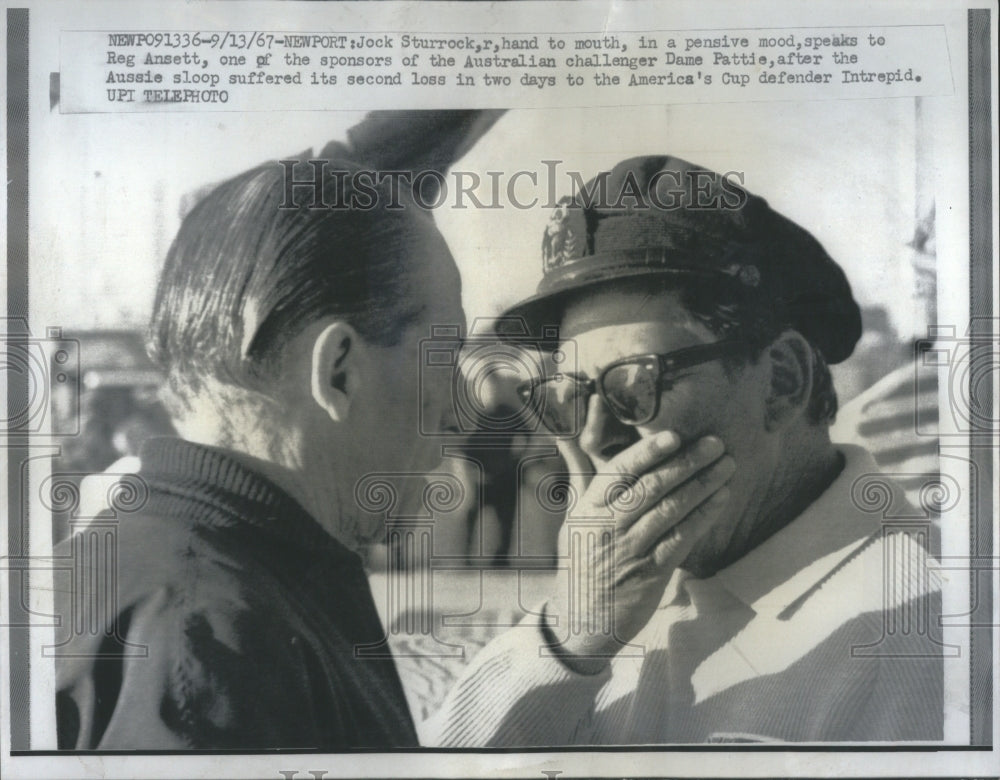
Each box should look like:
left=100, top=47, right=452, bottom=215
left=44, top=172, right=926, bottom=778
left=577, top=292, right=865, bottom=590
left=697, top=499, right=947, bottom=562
left=176, top=405, right=361, bottom=555
left=746, top=443, right=844, bottom=554
left=223, top=445, right=369, bottom=557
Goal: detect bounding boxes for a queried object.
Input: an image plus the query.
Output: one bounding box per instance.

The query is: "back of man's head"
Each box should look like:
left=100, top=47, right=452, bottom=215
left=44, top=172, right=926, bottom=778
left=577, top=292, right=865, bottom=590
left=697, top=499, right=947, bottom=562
left=148, top=161, right=433, bottom=417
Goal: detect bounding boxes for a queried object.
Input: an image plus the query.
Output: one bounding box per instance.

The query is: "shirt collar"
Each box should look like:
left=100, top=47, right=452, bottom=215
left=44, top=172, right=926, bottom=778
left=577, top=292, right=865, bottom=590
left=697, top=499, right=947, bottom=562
left=709, top=444, right=888, bottom=615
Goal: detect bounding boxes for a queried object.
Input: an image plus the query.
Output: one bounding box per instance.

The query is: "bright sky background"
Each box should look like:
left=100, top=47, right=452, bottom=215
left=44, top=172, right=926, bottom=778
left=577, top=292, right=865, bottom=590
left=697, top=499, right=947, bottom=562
left=27, top=0, right=962, bottom=348
left=32, top=99, right=936, bottom=340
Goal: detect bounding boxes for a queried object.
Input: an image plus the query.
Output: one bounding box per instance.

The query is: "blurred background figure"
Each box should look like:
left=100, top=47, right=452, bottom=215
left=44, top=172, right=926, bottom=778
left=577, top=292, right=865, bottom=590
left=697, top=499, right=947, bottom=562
left=831, top=97, right=941, bottom=516
left=430, top=332, right=565, bottom=566
left=51, top=330, right=174, bottom=540
left=831, top=200, right=940, bottom=510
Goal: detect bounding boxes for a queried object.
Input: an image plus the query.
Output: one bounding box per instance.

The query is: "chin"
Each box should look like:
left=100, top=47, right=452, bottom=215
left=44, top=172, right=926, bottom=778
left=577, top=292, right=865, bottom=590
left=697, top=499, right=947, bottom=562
left=680, top=525, right=734, bottom=579
left=358, top=504, right=394, bottom=541
left=334, top=508, right=390, bottom=557
left=679, top=546, right=718, bottom=579
left=360, top=541, right=389, bottom=571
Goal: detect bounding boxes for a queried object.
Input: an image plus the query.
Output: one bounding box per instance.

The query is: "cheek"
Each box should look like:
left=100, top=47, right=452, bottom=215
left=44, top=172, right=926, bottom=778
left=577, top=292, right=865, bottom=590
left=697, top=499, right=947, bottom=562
left=384, top=358, right=444, bottom=461
left=642, top=380, right=734, bottom=444
left=356, top=364, right=418, bottom=452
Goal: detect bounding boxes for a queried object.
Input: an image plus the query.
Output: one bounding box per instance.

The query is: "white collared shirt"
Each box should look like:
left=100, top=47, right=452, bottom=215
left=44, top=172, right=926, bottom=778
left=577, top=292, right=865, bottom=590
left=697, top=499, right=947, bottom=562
left=427, top=445, right=945, bottom=745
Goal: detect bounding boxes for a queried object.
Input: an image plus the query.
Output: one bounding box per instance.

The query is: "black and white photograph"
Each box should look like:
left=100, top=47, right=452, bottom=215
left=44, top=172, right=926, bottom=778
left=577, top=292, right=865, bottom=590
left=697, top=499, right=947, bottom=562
left=1, top=2, right=997, bottom=778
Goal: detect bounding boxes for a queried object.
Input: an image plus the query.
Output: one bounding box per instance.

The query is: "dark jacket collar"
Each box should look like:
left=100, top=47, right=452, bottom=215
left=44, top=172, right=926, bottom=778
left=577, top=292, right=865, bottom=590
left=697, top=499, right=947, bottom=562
left=138, top=436, right=359, bottom=563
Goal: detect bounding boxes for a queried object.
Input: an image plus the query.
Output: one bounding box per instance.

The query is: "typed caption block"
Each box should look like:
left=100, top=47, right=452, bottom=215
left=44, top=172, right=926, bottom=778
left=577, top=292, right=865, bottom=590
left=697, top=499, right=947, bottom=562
left=60, top=26, right=952, bottom=112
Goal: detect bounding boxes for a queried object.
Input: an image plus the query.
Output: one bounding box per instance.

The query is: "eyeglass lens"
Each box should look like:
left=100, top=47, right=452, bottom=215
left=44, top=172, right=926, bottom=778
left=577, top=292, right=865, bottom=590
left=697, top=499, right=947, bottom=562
left=600, top=359, right=660, bottom=425
left=535, top=374, right=586, bottom=435
left=526, top=356, right=662, bottom=434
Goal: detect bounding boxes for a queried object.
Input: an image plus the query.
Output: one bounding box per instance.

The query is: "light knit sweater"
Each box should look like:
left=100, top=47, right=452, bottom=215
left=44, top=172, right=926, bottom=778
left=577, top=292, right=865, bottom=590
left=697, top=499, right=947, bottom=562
left=424, top=445, right=945, bottom=745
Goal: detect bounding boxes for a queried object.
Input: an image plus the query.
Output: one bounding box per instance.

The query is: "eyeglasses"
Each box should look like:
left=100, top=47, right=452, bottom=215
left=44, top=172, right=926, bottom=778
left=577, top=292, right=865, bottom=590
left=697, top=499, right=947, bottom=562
left=517, top=341, right=741, bottom=435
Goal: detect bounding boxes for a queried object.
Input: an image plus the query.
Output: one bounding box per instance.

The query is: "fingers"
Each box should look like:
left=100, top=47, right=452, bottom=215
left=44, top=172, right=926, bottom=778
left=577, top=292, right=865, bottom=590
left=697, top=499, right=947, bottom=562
left=622, top=453, right=736, bottom=558
left=562, top=429, right=689, bottom=516
left=610, top=436, right=726, bottom=531
left=606, top=429, right=683, bottom=482
left=650, top=485, right=731, bottom=568
left=560, top=430, right=730, bottom=555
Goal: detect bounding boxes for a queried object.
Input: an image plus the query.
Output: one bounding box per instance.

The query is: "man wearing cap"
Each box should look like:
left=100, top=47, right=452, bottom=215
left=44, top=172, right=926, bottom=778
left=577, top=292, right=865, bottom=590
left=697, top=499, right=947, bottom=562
left=427, top=156, right=944, bottom=744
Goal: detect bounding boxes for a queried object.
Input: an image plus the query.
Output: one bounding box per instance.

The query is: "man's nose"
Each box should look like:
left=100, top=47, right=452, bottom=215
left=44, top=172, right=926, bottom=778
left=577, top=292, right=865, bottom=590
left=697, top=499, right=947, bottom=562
left=578, top=393, right=639, bottom=465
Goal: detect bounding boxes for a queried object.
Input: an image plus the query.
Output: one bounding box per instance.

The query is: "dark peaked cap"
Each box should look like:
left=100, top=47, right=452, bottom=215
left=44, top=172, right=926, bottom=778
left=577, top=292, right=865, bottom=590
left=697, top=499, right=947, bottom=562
left=501, top=155, right=862, bottom=364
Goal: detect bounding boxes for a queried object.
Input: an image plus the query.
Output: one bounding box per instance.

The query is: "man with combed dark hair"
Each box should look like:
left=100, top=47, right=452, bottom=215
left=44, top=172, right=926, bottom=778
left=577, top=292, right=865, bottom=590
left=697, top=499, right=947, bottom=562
left=54, top=157, right=465, bottom=749
left=427, top=156, right=944, bottom=745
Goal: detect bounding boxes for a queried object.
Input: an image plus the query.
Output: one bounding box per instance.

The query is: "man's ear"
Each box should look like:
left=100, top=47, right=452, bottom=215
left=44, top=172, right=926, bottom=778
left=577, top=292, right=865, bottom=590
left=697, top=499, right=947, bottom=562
left=764, top=330, right=814, bottom=431
left=311, top=321, right=360, bottom=423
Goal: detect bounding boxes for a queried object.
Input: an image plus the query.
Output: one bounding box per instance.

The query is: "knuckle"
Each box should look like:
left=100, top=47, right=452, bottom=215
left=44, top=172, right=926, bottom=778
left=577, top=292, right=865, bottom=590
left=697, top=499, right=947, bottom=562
left=615, top=540, right=634, bottom=564
left=682, top=449, right=703, bottom=472
left=641, top=468, right=671, bottom=500
left=685, top=441, right=715, bottom=468
left=613, top=530, right=638, bottom=560
left=653, top=496, right=679, bottom=523
left=654, top=536, right=680, bottom=566
left=667, top=451, right=707, bottom=487
left=616, top=437, right=660, bottom=475
left=693, top=491, right=727, bottom=521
